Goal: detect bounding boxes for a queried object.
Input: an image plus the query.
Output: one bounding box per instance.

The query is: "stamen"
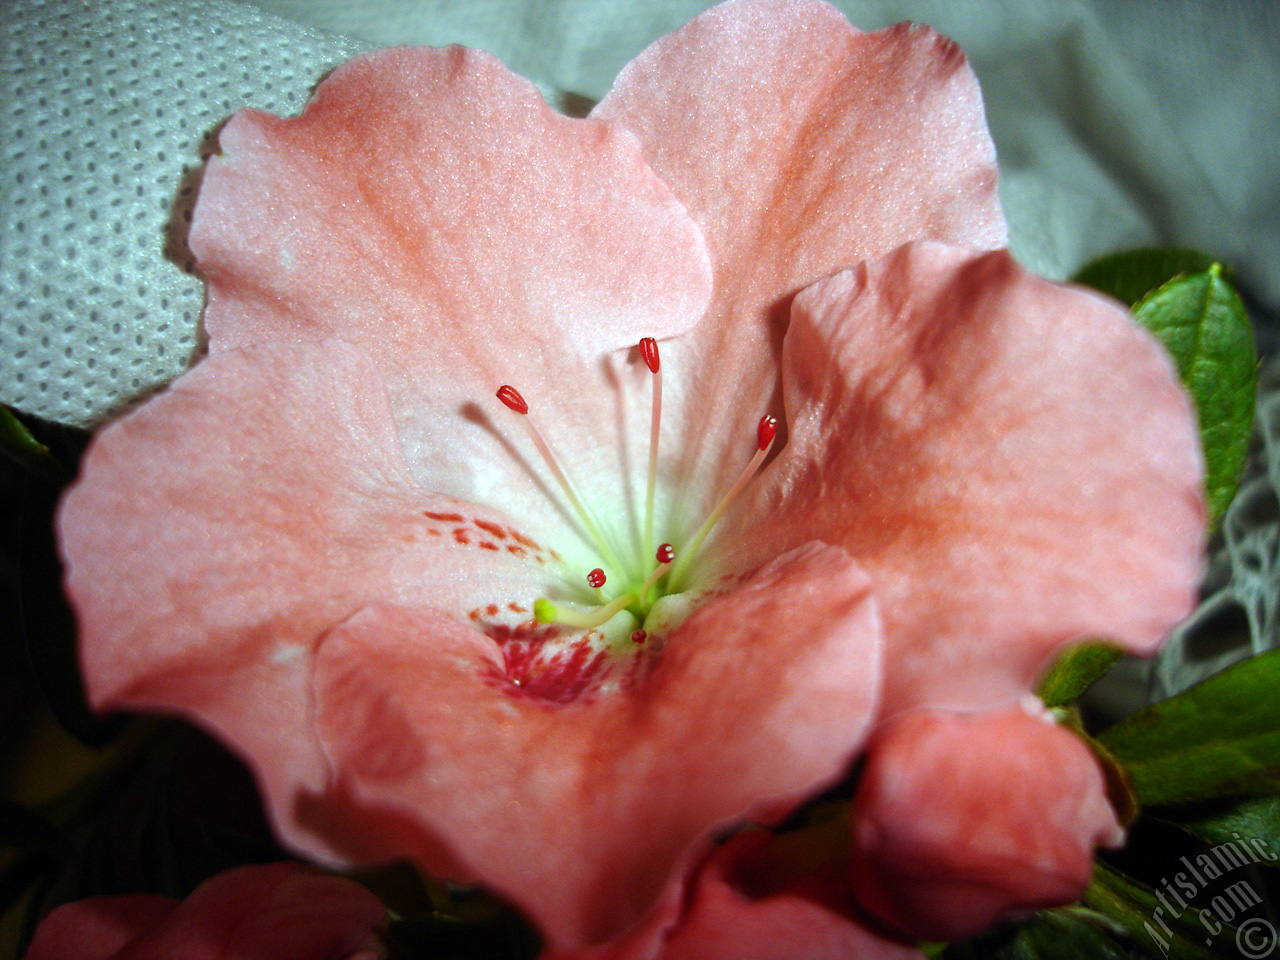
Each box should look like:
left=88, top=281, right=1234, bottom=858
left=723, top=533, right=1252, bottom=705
left=639, top=337, right=660, bottom=375
left=757, top=414, right=778, bottom=451
left=640, top=337, right=662, bottom=563
left=496, top=384, right=528, bottom=415
left=670, top=416, right=777, bottom=588
left=499, top=367, right=777, bottom=640
left=496, top=384, right=624, bottom=575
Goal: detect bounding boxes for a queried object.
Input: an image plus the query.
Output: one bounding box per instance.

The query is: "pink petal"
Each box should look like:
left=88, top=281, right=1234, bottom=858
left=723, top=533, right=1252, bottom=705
left=60, top=340, right=570, bottom=860
left=190, top=45, right=711, bottom=432
left=848, top=705, right=1123, bottom=941
left=544, top=830, right=925, bottom=960
left=190, top=45, right=718, bottom=541
left=593, top=0, right=1005, bottom=498
left=310, top=542, right=881, bottom=950
left=23, top=896, right=176, bottom=960
left=25, top=864, right=385, bottom=960
left=656, top=833, right=925, bottom=960
left=127, top=863, right=385, bottom=960
left=536, top=876, right=686, bottom=960
left=724, top=242, right=1204, bottom=715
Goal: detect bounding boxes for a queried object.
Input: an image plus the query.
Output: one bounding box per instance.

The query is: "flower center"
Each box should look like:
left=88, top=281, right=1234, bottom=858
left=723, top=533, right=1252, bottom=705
left=495, top=337, right=776, bottom=645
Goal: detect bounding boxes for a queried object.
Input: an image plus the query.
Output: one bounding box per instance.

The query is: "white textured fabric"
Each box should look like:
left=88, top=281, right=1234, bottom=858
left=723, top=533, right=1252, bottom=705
left=0, top=0, right=366, bottom=425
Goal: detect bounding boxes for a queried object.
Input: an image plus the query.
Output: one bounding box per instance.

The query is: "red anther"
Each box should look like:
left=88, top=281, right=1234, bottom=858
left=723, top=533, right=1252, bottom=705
left=656, top=543, right=675, bottom=564
left=587, top=568, right=606, bottom=589
left=631, top=629, right=647, bottom=644
left=757, top=415, right=778, bottom=451
left=639, top=337, right=660, bottom=374
left=496, top=385, right=528, bottom=415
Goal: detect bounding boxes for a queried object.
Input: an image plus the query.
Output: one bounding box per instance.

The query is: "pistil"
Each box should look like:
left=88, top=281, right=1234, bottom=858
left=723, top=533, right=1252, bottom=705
left=534, top=545, right=675, bottom=629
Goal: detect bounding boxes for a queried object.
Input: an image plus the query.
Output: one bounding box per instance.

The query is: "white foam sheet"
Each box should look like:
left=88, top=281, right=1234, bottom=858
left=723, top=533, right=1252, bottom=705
left=0, top=0, right=367, bottom=426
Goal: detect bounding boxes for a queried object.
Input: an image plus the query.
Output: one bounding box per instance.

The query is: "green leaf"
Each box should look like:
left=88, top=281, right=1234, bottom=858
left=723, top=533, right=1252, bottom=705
left=1073, top=251, right=1257, bottom=526
left=1131, top=265, right=1257, bottom=523
left=1086, top=862, right=1227, bottom=960
left=940, top=907, right=1130, bottom=960
left=0, top=406, right=60, bottom=480
left=1037, top=641, right=1124, bottom=707
left=1172, top=795, right=1280, bottom=857
left=1073, top=248, right=1228, bottom=308
left=1098, top=649, right=1280, bottom=805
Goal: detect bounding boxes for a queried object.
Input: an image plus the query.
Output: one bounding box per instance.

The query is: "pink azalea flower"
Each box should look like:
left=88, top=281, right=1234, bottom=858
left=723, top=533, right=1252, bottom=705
left=22, top=862, right=385, bottom=960
left=58, top=0, right=1204, bottom=951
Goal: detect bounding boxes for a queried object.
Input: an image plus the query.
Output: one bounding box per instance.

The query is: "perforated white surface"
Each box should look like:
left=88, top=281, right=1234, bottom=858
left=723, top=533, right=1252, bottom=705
left=0, top=0, right=364, bottom=426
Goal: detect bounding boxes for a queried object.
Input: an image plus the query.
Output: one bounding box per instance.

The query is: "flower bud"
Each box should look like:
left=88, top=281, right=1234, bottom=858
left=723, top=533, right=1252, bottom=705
left=849, top=704, right=1123, bottom=941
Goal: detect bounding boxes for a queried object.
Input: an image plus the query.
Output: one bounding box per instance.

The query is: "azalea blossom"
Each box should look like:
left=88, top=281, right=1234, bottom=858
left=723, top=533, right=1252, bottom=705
left=59, top=0, right=1204, bottom=953
left=21, top=862, right=386, bottom=960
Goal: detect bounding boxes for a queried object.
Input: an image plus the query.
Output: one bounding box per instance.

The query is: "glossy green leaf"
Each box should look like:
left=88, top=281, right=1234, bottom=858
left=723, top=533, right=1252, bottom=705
left=1073, top=248, right=1228, bottom=309
left=940, top=907, right=1130, bottom=960
left=0, top=406, right=60, bottom=480
left=1173, top=795, right=1280, bottom=859
left=1037, top=641, right=1124, bottom=707
left=1086, top=862, right=1226, bottom=960
left=1132, top=265, right=1257, bottom=523
left=1099, top=649, right=1280, bottom=805
left=1085, top=865, right=1244, bottom=960
left=1074, top=251, right=1257, bottom=526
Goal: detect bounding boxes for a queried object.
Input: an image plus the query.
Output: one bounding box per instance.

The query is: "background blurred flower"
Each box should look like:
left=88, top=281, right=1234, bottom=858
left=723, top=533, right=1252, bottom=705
left=21, top=862, right=386, bottom=960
